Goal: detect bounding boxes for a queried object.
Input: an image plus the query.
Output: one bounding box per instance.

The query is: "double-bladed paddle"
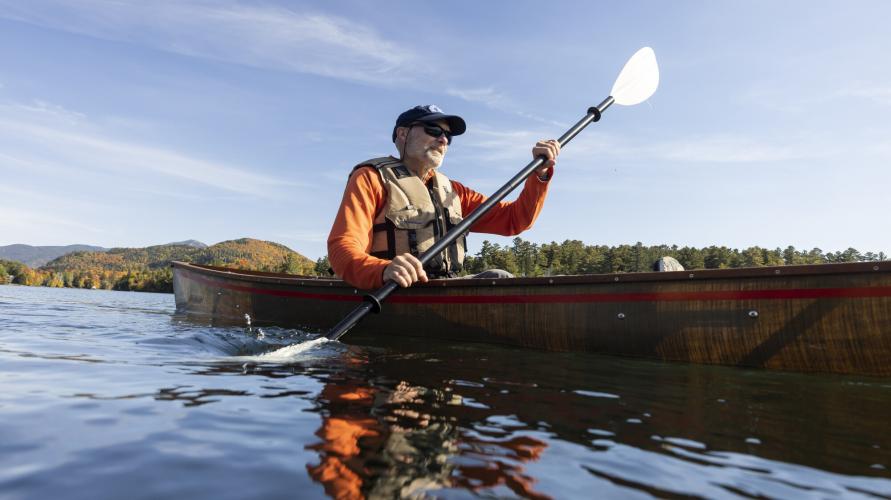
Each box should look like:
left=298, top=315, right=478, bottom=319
left=326, top=46, right=660, bottom=341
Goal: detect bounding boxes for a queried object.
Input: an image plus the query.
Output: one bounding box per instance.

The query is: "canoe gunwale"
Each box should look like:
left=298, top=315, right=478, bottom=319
left=170, top=260, right=891, bottom=290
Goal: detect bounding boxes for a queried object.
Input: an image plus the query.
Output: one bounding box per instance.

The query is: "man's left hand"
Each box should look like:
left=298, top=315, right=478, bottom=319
left=532, top=139, right=560, bottom=177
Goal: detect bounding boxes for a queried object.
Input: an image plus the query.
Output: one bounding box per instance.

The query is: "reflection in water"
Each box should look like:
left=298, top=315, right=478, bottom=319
left=293, top=332, right=891, bottom=499
left=304, top=351, right=550, bottom=499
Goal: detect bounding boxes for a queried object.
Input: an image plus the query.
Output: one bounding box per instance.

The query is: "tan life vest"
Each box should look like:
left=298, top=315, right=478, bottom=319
left=352, top=156, right=466, bottom=277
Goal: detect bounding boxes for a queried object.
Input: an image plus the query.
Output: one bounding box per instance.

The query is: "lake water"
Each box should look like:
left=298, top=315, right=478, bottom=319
left=1, top=284, right=890, bottom=499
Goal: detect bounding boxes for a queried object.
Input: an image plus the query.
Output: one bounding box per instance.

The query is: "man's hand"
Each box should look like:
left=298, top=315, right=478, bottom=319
left=383, top=253, right=428, bottom=288
left=532, top=139, right=560, bottom=177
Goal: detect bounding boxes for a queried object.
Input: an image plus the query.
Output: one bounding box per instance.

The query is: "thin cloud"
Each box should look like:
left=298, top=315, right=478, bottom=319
left=275, top=230, right=329, bottom=244
left=0, top=1, right=431, bottom=87
left=459, top=126, right=828, bottom=166
left=0, top=182, right=105, bottom=211
left=447, top=87, right=508, bottom=107
left=0, top=2, right=563, bottom=114
left=447, top=87, right=567, bottom=127
left=838, top=83, right=891, bottom=106
left=641, top=135, right=813, bottom=163
left=0, top=205, right=104, bottom=234
left=18, top=100, right=87, bottom=124
left=0, top=101, right=298, bottom=198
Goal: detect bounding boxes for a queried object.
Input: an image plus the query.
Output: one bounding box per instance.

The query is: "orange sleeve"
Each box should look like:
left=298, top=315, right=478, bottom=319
left=328, top=167, right=552, bottom=289
left=454, top=167, right=552, bottom=236
left=327, top=167, right=390, bottom=290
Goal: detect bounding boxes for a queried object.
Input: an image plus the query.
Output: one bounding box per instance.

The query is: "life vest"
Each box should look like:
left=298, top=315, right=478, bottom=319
left=352, top=156, right=466, bottom=277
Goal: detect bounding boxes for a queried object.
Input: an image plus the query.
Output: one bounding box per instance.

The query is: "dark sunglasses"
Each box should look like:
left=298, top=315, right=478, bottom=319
left=412, top=123, right=453, bottom=144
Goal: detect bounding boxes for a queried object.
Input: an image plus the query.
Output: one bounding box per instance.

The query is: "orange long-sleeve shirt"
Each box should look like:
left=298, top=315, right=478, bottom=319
left=327, top=165, right=552, bottom=289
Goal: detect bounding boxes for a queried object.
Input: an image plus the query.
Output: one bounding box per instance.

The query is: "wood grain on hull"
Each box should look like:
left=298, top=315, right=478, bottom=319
left=172, top=261, right=891, bottom=376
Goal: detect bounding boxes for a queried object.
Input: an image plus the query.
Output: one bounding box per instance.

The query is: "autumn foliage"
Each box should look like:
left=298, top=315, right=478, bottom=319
left=1, top=238, right=317, bottom=293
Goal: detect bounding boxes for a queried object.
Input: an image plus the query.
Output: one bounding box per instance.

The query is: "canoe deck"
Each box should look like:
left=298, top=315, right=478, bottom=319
left=172, top=261, right=891, bottom=376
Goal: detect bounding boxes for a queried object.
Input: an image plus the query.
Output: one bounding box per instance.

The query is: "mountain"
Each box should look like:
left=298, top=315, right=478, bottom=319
left=165, top=239, right=207, bottom=248
left=42, top=238, right=314, bottom=273
left=28, top=238, right=317, bottom=292
left=0, top=244, right=108, bottom=267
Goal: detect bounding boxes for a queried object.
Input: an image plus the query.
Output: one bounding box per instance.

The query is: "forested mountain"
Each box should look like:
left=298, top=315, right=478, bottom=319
left=0, top=244, right=107, bottom=267
left=2, top=238, right=317, bottom=293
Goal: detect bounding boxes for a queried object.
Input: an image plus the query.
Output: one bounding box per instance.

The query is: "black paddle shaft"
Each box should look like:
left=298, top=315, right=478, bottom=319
left=326, top=97, right=615, bottom=341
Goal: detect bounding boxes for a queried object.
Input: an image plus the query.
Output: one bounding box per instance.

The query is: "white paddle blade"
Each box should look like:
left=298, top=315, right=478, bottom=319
left=610, top=47, right=659, bottom=105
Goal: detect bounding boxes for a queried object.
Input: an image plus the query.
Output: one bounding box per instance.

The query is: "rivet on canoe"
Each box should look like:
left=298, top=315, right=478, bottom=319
left=491, top=281, right=497, bottom=285
left=748, top=310, right=759, bottom=318
left=614, top=277, right=619, bottom=282
left=774, top=269, right=781, bottom=275
left=874, top=266, right=880, bottom=271
left=617, top=312, right=626, bottom=320
left=688, top=273, right=695, bottom=279
left=549, top=279, right=554, bottom=284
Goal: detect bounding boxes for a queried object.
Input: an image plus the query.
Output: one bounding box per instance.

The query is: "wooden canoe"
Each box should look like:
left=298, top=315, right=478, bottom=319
left=171, top=260, right=891, bottom=376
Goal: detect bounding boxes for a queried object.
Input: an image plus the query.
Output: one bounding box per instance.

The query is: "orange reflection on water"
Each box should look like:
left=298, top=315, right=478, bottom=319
left=306, top=377, right=550, bottom=499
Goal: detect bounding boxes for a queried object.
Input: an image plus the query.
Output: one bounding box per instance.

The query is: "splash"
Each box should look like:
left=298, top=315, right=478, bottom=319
left=245, top=337, right=330, bottom=363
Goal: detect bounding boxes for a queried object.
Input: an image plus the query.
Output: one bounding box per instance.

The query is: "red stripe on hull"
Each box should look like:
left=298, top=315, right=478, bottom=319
left=184, top=271, right=891, bottom=304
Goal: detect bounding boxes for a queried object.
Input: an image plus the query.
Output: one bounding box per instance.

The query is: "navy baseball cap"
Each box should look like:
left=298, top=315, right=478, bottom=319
left=392, top=104, right=466, bottom=142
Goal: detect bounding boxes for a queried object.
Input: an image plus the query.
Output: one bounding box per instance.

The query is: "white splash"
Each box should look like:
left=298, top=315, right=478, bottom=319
left=245, top=337, right=330, bottom=363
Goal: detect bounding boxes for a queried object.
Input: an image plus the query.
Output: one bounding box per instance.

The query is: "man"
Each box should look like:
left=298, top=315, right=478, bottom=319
left=327, top=104, right=560, bottom=289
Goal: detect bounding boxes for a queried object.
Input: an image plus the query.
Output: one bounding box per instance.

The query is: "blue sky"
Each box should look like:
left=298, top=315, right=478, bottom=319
left=1, top=1, right=889, bottom=259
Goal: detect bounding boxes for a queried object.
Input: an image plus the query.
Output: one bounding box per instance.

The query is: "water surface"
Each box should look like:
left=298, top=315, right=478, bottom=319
left=1, top=285, right=889, bottom=499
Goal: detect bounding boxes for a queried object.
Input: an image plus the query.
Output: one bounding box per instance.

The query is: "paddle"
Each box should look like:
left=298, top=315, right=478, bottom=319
left=326, top=47, right=660, bottom=342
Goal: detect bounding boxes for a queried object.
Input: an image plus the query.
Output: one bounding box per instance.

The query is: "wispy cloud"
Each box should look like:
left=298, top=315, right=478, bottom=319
left=458, top=126, right=829, bottom=167
left=447, top=86, right=567, bottom=127
left=0, top=182, right=104, bottom=211
left=274, top=230, right=328, bottom=244
left=0, top=1, right=569, bottom=117
left=638, top=135, right=815, bottom=163
left=17, top=99, right=87, bottom=124
left=447, top=87, right=509, bottom=107
left=0, top=101, right=296, bottom=198
left=0, top=1, right=431, bottom=87
left=838, top=82, right=891, bottom=106
left=0, top=205, right=104, bottom=234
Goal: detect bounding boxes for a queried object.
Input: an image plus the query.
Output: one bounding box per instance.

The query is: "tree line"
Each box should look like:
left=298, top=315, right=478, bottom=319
left=2, top=239, right=886, bottom=292
left=461, top=239, right=887, bottom=277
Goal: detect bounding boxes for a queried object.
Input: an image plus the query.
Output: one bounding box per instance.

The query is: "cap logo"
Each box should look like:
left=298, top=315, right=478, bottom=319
left=423, top=104, right=442, bottom=113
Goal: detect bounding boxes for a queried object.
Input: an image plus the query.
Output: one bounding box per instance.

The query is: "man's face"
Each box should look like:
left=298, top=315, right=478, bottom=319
left=398, top=119, right=451, bottom=169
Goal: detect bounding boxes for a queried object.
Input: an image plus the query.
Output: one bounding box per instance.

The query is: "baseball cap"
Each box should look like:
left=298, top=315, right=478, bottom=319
left=392, top=104, right=466, bottom=142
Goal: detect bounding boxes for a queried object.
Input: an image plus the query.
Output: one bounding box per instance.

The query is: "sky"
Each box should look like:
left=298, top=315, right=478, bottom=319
left=1, top=0, right=890, bottom=260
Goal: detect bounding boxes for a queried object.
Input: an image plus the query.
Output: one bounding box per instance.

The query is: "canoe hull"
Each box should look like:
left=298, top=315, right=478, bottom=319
left=172, top=261, right=891, bottom=376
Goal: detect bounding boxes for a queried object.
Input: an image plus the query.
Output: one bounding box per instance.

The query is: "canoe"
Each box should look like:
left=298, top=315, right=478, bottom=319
left=171, top=260, right=891, bottom=376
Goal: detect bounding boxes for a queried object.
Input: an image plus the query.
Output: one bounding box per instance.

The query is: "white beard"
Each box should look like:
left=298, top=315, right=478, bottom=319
left=424, top=147, right=445, bottom=167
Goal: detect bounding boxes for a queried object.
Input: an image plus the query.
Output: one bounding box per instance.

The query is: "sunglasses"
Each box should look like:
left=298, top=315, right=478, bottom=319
left=412, top=123, right=453, bottom=144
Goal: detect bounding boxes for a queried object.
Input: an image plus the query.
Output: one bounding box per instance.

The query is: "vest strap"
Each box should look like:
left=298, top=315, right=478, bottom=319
left=371, top=221, right=397, bottom=259
left=407, top=230, right=419, bottom=257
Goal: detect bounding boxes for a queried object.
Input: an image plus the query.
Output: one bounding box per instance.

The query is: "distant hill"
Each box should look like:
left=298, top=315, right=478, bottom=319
left=27, top=238, right=317, bottom=292
left=43, top=238, right=313, bottom=273
left=0, top=244, right=108, bottom=267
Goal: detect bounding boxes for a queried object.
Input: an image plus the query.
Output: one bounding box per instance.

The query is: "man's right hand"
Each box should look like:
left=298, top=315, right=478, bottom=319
left=383, top=254, right=428, bottom=288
